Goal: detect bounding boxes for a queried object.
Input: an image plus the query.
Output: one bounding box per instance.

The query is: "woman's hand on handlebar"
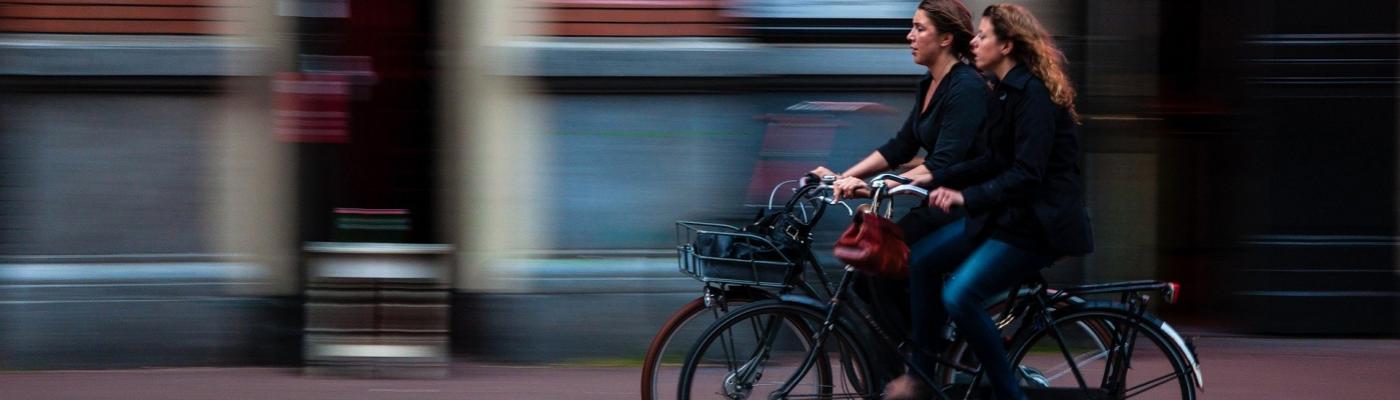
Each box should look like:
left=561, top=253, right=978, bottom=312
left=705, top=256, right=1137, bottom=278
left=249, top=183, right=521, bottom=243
left=809, top=166, right=839, bottom=180
left=831, top=176, right=871, bottom=201
left=928, top=187, right=965, bottom=213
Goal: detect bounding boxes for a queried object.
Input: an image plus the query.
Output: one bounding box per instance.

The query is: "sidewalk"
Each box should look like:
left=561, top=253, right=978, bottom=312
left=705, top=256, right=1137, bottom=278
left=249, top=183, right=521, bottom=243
left=0, top=364, right=634, bottom=400
left=1, top=336, right=1398, bottom=399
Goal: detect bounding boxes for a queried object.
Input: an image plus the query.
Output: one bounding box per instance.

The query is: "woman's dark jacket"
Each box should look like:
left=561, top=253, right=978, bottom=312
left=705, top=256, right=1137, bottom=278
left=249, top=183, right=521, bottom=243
left=944, top=64, right=1094, bottom=256
left=876, top=63, right=990, bottom=178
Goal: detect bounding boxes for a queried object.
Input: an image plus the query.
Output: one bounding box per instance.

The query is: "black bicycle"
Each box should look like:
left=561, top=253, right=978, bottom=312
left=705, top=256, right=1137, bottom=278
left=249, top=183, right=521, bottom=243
left=645, top=176, right=1095, bottom=400
left=675, top=174, right=1203, bottom=400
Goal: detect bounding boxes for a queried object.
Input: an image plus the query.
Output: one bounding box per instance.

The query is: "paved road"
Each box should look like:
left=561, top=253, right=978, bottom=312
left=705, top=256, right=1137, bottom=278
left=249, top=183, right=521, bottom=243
left=1, top=336, right=1397, bottom=399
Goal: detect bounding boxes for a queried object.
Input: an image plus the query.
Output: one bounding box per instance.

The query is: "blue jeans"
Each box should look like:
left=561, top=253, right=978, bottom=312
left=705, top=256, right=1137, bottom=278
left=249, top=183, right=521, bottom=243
left=907, top=218, right=1053, bottom=400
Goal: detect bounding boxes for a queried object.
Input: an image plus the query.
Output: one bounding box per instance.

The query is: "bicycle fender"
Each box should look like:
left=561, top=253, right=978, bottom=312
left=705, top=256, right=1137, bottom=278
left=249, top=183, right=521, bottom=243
left=1049, top=302, right=1203, bottom=393
left=1157, top=321, right=1204, bottom=391
left=773, top=294, right=881, bottom=346
left=778, top=294, right=830, bottom=313
left=776, top=294, right=892, bottom=361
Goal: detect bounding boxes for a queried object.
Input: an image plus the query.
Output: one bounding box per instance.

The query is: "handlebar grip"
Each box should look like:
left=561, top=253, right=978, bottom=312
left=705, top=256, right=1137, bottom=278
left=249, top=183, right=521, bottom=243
left=870, top=173, right=913, bottom=185
left=887, top=184, right=929, bottom=198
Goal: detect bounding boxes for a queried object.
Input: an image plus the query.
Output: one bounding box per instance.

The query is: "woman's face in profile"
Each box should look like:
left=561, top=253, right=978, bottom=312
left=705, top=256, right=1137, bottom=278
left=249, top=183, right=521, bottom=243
left=906, top=10, right=941, bottom=66
left=970, top=17, right=1004, bottom=71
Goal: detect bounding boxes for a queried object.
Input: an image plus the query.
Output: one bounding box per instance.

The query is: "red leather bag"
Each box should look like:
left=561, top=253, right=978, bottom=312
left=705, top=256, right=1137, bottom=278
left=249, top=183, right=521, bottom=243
left=833, top=209, right=910, bottom=277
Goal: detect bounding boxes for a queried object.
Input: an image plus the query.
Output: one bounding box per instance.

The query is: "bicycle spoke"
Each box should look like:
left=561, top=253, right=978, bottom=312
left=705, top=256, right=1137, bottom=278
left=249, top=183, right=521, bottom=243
left=1044, top=349, right=1110, bottom=382
left=680, top=301, right=867, bottom=400
left=742, top=315, right=786, bottom=381
left=1122, top=371, right=1185, bottom=399
left=1045, top=315, right=1094, bottom=394
left=1011, top=308, right=1193, bottom=400
left=719, top=317, right=738, bottom=372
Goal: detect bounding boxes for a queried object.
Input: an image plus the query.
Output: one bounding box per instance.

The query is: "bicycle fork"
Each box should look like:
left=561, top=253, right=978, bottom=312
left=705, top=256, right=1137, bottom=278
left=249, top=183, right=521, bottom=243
left=723, top=314, right=787, bottom=399
left=767, top=268, right=862, bottom=400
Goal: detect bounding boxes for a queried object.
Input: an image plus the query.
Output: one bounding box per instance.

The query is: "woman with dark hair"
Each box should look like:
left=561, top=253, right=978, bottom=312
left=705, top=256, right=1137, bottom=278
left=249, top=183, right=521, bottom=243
left=812, top=0, right=986, bottom=238
left=808, top=0, right=988, bottom=385
left=886, top=4, right=1094, bottom=400
left=809, top=0, right=986, bottom=355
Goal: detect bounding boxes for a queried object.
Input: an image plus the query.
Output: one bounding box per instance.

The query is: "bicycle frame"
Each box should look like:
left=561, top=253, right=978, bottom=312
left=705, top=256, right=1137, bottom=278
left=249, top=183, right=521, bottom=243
left=737, top=266, right=1195, bottom=400
left=694, top=176, right=1200, bottom=400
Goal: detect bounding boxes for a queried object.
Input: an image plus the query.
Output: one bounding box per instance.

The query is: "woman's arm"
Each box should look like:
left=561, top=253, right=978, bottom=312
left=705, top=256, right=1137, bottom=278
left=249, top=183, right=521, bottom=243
left=827, top=151, right=890, bottom=200
left=840, top=151, right=893, bottom=178
left=898, top=164, right=934, bottom=187
left=930, top=148, right=1002, bottom=189
left=871, top=104, right=922, bottom=172
left=896, top=156, right=926, bottom=172
left=832, top=161, right=935, bottom=201
left=931, top=85, right=1056, bottom=212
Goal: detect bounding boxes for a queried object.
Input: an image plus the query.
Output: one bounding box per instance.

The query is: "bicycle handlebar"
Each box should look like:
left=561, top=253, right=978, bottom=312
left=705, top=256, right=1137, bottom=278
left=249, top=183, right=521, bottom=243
left=869, top=173, right=913, bottom=186
left=864, top=173, right=926, bottom=200
left=887, top=184, right=928, bottom=198
left=787, top=173, right=855, bottom=216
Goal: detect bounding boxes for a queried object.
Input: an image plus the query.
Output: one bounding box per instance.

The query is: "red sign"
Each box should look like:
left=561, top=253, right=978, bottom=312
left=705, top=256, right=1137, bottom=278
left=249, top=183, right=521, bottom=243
left=273, top=72, right=350, bottom=143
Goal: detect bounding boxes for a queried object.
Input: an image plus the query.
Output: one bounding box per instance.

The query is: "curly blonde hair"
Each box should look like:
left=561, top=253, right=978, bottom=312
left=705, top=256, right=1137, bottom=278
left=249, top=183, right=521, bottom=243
left=983, top=4, right=1080, bottom=124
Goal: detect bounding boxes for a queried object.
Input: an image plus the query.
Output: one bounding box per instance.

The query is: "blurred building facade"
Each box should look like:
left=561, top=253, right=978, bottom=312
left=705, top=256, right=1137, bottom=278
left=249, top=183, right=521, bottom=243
left=0, top=1, right=295, bottom=368
left=0, top=0, right=1394, bottom=369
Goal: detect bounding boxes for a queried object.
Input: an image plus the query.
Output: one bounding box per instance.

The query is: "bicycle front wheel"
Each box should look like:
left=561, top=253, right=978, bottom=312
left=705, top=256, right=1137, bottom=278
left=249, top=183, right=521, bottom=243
left=676, top=300, right=875, bottom=400
left=644, top=292, right=762, bottom=400
left=1008, top=304, right=1196, bottom=400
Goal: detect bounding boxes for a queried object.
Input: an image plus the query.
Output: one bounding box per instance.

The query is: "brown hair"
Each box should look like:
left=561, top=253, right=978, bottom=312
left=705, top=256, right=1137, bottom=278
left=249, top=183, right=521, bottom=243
left=918, top=0, right=975, bottom=63
left=983, top=4, right=1080, bottom=124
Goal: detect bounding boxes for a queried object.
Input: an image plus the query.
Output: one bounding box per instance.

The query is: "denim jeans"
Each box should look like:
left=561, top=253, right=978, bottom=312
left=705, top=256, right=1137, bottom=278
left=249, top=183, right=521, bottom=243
left=907, top=218, right=1053, bottom=400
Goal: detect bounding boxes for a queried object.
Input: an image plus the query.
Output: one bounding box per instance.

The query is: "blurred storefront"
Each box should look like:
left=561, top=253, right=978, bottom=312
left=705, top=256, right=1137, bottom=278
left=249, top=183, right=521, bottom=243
left=0, top=1, right=295, bottom=368
left=0, top=0, right=1394, bottom=369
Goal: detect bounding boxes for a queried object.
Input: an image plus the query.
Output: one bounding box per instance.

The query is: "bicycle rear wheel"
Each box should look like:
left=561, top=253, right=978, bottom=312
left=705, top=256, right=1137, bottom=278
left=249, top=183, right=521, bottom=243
left=1008, top=304, right=1195, bottom=400
left=934, top=289, right=1094, bottom=390
left=676, top=300, right=875, bottom=399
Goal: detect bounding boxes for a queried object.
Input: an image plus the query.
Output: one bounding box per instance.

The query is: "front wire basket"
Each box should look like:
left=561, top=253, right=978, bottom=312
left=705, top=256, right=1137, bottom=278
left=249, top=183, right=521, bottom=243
left=675, top=221, right=799, bottom=288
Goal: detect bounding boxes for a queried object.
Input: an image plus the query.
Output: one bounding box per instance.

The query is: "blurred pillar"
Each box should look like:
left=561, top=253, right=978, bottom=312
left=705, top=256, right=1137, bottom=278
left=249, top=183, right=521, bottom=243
left=438, top=0, right=548, bottom=293
left=213, top=2, right=297, bottom=296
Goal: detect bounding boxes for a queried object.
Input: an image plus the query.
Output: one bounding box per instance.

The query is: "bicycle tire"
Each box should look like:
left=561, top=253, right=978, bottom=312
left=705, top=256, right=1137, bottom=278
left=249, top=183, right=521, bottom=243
left=1007, top=303, right=1196, bottom=400
left=676, top=299, right=874, bottom=400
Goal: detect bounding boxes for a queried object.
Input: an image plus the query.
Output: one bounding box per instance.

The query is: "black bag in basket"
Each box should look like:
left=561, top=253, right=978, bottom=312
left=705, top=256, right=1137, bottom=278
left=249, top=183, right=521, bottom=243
left=694, top=185, right=822, bottom=263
